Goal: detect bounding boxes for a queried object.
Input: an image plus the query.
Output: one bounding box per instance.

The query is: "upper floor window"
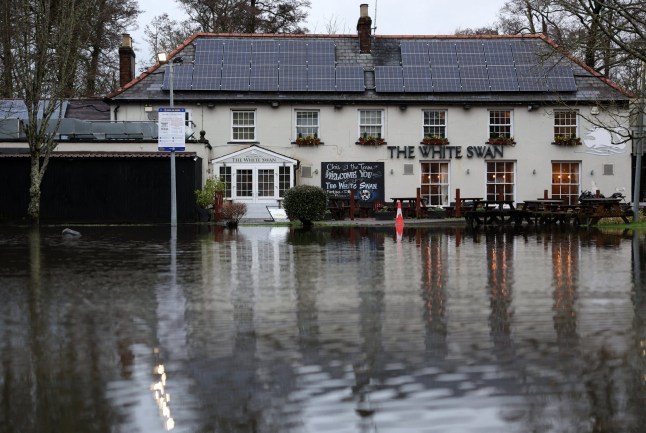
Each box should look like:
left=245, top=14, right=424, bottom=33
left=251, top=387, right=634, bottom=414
left=231, top=110, right=255, bottom=141
left=554, top=110, right=578, bottom=140
left=423, top=110, right=447, bottom=138
left=489, top=110, right=512, bottom=139
left=295, top=110, right=319, bottom=138
left=359, top=110, right=384, bottom=139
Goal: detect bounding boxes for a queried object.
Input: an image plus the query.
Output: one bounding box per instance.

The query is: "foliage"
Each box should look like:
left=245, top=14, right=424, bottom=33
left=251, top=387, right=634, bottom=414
left=486, top=135, right=515, bottom=145
left=176, top=0, right=311, bottom=34
left=282, top=185, right=328, bottom=224
left=220, top=201, right=247, bottom=224
left=142, top=13, right=197, bottom=70
left=194, top=177, right=226, bottom=208
left=422, top=135, right=449, bottom=145
left=553, top=135, right=582, bottom=146
left=295, top=134, right=320, bottom=145
left=357, top=135, right=386, bottom=145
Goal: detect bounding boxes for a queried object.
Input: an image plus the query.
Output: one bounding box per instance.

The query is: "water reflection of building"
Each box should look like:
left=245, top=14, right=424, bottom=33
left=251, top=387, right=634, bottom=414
left=420, top=231, right=448, bottom=360
left=551, top=231, right=579, bottom=345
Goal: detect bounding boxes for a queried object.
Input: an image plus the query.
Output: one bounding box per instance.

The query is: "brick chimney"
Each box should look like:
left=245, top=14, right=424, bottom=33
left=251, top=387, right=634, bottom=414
left=118, top=34, right=136, bottom=88
left=356, top=4, right=372, bottom=54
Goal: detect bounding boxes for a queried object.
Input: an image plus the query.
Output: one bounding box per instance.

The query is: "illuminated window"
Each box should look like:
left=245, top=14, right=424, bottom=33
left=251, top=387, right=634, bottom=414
left=551, top=162, right=580, bottom=205
left=421, top=162, right=449, bottom=205
left=486, top=161, right=515, bottom=201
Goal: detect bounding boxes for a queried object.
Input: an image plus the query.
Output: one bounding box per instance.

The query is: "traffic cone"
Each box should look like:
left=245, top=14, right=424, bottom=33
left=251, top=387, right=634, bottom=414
left=395, top=201, right=404, bottom=240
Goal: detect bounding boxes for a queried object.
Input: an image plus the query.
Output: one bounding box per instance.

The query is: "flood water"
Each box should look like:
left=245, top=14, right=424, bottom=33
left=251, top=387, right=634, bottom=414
left=1, top=223, right=645, bottom=433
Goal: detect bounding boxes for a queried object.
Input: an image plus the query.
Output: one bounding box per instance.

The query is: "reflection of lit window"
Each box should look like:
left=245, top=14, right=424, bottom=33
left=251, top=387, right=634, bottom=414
left=151, top=348, right=175, bottom=430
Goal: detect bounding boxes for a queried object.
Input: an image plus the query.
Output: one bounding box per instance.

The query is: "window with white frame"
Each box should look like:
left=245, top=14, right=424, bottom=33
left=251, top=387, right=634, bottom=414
left=551, top=161, right=580, bottom=205
left=486, top=161, right=515, bottom=201
left=231, top=110, right=255, bottom=141
left=423, top=110, right=447, bottom=138
left=489, top=110, right=512, bottom=139
left=295, top=110, right=319, bottom=138
left=553, top=110, right=578, bottom=140
left=421, top=162, right=449, bottom=206
left=359, top=110, right=384, bottom=139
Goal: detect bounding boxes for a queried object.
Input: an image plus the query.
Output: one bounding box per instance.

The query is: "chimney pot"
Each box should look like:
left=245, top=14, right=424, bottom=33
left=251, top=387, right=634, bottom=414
left=360, top=4, right=369, bottom=18
left=121, top=33, right=132, bottom=48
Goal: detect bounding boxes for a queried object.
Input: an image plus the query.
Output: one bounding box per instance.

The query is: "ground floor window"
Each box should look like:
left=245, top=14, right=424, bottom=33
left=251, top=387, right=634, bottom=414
left=421, top=162, right=449, bottom=205
left=236, top=169, right=253, bottom=197
left=486, top=161, right=515, bottom=201
left=218, top=166, right=232, bottom=198
left=279, top=166, right=291, bottom=197
left=552, top=162, right=580, bottom=205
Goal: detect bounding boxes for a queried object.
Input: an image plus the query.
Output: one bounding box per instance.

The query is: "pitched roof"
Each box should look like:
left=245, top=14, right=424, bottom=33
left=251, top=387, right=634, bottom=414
left=107, top=33, right=631, bottom=105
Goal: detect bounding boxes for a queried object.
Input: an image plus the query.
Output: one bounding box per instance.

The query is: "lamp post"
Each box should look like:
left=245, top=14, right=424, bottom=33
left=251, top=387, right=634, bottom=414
left=157, top=52, right=183, bottom=227
left=633, top=60, right=645, bottom=222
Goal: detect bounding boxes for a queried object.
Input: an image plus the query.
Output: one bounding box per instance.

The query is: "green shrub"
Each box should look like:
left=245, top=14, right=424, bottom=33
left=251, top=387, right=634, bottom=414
left=195, top=177, right=225, bottom=208
left=283, top=185, right=328, bottom=225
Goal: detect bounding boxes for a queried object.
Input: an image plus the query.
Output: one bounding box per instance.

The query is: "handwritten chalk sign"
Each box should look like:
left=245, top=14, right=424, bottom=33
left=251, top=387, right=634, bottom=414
left=321, top=162, right=384, bottom=202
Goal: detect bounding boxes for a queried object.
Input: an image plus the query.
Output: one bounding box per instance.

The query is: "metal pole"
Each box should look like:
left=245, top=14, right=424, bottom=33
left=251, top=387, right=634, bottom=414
left=169, top=61, right=177, bottom=227
left=633, top=60, right=645, bottom=222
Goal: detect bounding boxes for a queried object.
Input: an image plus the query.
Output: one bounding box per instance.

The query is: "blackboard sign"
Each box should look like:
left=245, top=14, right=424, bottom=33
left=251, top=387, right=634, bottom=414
left=321, top=162, right=384, bottom=202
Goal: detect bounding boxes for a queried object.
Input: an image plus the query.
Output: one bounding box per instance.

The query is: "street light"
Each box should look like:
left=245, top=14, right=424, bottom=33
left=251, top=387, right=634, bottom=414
left=157, top=52, right=184, bottom=227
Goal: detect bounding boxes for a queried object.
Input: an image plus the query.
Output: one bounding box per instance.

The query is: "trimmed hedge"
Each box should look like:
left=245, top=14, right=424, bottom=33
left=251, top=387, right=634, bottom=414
left=283, top=185, right=328, bottom=225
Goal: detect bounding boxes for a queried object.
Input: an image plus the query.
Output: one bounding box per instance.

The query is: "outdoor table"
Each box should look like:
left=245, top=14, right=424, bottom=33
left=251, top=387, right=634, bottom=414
left=579, top=197, right=629, bottom=225
left=464, top=199, right=515, bottom=226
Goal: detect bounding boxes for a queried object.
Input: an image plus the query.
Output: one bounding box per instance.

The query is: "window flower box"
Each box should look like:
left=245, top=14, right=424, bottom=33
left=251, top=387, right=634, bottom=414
left=356, top=135, right=386, bottom=145
left=486, top=136, right=515, bottom=146
left=421, top=135, right=449, bottom=145
left=294, top=134, right=321, bottom=146
left=552, top=135, right=581, bottom=146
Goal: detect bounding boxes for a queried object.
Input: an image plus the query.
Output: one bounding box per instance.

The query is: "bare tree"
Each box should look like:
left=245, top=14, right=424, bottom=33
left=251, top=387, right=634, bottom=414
left=177, top=0, right=311, bottom=33
left=142, top=13, right=198, bottom=70
left=11, top=0, right=91, bottom=224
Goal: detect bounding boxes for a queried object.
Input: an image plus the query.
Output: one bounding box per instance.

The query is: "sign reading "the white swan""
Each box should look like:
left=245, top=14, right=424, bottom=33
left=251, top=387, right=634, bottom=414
left=387, top=145, right=505, bottom=159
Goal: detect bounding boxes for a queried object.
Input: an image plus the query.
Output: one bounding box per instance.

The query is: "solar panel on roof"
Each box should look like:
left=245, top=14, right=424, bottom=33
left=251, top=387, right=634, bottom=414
left=250, top=64, right=279, bottom=91
left=428, top=41, right=456, bottom=53
left=279, top=40, right=308, bottom=65
left=375, top=66, right=404, bottom=92
left=483, top=41, right=514, bottom=65
left=220, top=64, right=250, bottom=91
left=546, top=65, right=577, bottom=91
left=489, top=78, right=520, bottom=91
left=401, top=41, right=429, bottom=54
left=487, top=65, right=518, bottom=89
left=402, top=66, right=433, bottom=92
left=432, top=79, right=461, bottom=92
left=402, top=52, right=429, bottom=66
left=307, top=41, right=335, bottom=65
left=430, top=65, right=459, bottom=79
left=335, top=66, right=364, bottom=91
left=307, top=65, right=335, bottom=91
left=279, top=64, right=308, bottom=91
left=195, top=39, right=223, bottom=65
left=516, top=64, right=548, bottom=91
left=192, top=65, right=221, bottom=90
left=460, top=78, right=490, bottom=92
left=429, top=52, right=458, bottom=66
left=162, top=64, right=193, bottom=90
left=459, top=66, right=488, bottom=79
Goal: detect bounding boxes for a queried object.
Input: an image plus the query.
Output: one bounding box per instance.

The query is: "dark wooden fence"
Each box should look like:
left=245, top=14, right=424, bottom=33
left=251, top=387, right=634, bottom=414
left=0, top=154, right=202, bottom=223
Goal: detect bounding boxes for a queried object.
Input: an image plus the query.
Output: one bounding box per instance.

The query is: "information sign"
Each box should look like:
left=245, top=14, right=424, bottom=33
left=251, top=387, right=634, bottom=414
left=158, top=108, right=186, bottom=151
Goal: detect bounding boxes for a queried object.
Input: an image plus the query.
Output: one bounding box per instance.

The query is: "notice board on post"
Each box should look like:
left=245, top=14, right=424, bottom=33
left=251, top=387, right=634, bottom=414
left=321, top=162, right=384, bottom=202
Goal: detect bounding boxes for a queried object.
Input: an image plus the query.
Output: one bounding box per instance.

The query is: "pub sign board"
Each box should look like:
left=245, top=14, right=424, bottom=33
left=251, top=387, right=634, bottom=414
left=321, top=162, right=384, bottom=202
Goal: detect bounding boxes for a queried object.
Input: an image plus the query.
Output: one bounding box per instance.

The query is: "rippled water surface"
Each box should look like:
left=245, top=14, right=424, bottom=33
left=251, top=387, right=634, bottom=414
left=1, top=224, right=645, bottom=433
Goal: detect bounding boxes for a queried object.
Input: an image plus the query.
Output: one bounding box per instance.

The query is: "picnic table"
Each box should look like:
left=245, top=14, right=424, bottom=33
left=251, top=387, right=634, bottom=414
left=464, top=199, right=516, bottom=227
left=390, top=196, right=427, bottom=218
left=578, top=197, right=630, bottom=225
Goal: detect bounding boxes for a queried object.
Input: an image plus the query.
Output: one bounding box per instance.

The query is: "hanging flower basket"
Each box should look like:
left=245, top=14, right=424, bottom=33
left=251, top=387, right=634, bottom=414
left=421, top=135, right=450, bottom=145
left=486, top=136, right=515, bottom=145
left=552, top=135, right=581, bottom=146
left=356, top=135, right=386, bottom=145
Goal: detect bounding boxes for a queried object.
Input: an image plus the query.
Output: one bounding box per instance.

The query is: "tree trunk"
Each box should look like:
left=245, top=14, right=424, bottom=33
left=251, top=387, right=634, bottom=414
left=27, top=155, right=44, bottom=225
